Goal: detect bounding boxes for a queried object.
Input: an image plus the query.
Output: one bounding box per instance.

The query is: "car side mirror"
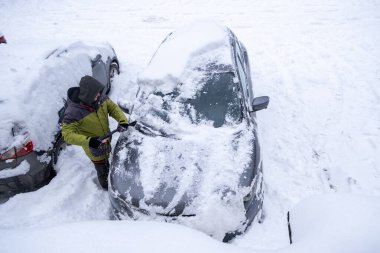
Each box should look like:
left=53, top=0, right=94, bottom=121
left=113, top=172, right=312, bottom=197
left=251, top=96, right=270, bottom=112
left=91, top=54, right=102, bottom=66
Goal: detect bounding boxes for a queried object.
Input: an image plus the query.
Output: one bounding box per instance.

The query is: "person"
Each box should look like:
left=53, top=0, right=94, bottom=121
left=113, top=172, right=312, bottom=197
left=62, top=75, right=133, bottom=190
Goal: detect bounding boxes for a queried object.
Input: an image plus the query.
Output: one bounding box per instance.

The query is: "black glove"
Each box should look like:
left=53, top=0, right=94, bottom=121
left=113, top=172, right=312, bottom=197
left=118, top=121, right=137, bottom=132
left=129, top=121, right=137, bottom=127
left=89, top=137, right=102, bottom=149
left=118, top=124, right=129, bottom=132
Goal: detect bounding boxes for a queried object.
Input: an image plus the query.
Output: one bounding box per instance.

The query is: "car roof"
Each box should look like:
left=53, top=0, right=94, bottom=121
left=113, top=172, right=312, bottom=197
left=139, top=21, right=235, bottom=88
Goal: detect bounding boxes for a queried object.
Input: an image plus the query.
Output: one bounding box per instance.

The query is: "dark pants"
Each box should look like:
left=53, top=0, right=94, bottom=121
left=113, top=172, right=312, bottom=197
left=93, top=160, right=109, bottom=190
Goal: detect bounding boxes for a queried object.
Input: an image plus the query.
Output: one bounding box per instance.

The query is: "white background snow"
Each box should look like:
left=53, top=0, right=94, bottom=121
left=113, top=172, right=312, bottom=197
left=1, top=0, right=380, bottom=252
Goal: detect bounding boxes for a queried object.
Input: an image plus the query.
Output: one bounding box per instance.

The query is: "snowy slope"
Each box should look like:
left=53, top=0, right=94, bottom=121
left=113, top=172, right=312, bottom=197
left=1, top=0, right=380, bottom=252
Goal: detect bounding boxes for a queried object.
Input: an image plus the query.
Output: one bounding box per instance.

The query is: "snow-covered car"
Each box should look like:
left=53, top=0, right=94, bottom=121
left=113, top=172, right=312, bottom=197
left=0, top=41, right=119, bottom=198
left=0, top=32, right=6, bottom=44
left=109, top=22, right=269, bottom=242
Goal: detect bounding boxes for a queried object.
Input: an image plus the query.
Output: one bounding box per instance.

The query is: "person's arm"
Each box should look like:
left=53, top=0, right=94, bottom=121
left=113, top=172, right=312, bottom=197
left=62, top=121, right=90, bottom=147
left=106, top=98, right=129, bottom=124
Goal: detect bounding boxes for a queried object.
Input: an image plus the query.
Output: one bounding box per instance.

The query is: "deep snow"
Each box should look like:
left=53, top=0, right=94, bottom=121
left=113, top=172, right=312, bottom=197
left=288, top=194, right=380, bottom=253
left=1, top=0, right=380, bottom=252
left=2, top=194, right=379, bottom=253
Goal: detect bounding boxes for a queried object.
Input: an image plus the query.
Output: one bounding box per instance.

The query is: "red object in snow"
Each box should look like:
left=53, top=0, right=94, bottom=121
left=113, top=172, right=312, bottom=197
left=0, top=35, right=7, bottom=44
left=0, top=140, right=34, bottom=161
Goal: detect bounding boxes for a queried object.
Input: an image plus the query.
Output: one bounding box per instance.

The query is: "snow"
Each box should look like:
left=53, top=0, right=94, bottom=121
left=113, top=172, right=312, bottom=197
left=0, top=221, right=254, bottom=253
left=287, top=194, right=380, bottom=253
left=1, top=194, right=379, bottom=253
left=113, top=124, right=255, bottom=240
left=139, top=21, right=232, bottom=90
left=0, top=160, right=30, bottom=178
left=0, top=146, right=109, bottom=229
left=1, top=0, right=380, bottom=252
left=0, top=120, right=27, bottom=152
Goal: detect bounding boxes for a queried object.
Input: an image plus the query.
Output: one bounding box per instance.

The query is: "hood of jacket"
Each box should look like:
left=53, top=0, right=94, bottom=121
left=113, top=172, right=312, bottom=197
left=78, top=75, right=105, bottom=105
left=63, top=87, right=97, bottom=124
left=67, top=86, right=81, bottom=104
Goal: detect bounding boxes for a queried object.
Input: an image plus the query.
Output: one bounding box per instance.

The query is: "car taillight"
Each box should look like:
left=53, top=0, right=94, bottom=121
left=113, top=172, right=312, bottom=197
left=0, top=139, right=34, bottom=161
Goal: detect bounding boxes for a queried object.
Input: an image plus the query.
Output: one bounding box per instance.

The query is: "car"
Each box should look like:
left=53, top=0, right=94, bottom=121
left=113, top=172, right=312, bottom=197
left=0, top=41, right=119, bottom=199
left=109, top=22, right=269, bottom=242
left=0, top=32, right=6, bottom=44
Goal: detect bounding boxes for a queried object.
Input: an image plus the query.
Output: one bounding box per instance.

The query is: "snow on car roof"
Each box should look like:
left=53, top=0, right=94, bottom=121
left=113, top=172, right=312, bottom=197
left=139, top=21, right=233, bottom=92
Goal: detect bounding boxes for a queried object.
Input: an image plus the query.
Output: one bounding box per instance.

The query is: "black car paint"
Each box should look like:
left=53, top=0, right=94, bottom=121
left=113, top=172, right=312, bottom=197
left=0, top=151, right=55, bottom=199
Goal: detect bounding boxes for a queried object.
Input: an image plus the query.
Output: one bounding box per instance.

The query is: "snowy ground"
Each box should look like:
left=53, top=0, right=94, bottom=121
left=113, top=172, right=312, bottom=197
left=1, top=0, right=380, bottom=252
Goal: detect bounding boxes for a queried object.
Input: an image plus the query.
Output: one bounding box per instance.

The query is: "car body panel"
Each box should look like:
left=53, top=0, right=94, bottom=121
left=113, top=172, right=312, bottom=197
left=0, top=152, right=52, bottom=198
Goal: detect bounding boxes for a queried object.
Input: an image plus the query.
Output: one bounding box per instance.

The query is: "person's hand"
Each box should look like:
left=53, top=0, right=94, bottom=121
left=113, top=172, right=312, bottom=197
left=118, top=124, right=129, bottom=132
left=118, top=121, right=137, bottom=132
left=129, top=121, right=137, bottom=127
left=89, top=137, right=102, bottom=149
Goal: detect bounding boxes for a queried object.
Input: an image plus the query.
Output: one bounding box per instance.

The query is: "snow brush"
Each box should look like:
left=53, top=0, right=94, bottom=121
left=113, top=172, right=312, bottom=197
left=89, top=124, right=136, bottom=156
left=97, top=128, right=121, bottom=142
left=97, top=121, right=137, bottom=141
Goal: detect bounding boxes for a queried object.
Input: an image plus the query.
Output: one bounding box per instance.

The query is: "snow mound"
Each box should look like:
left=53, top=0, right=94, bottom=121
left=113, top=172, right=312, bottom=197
left=0, top=220, right=253, bottom=253
left=288, top=194, right=380, bottom=253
